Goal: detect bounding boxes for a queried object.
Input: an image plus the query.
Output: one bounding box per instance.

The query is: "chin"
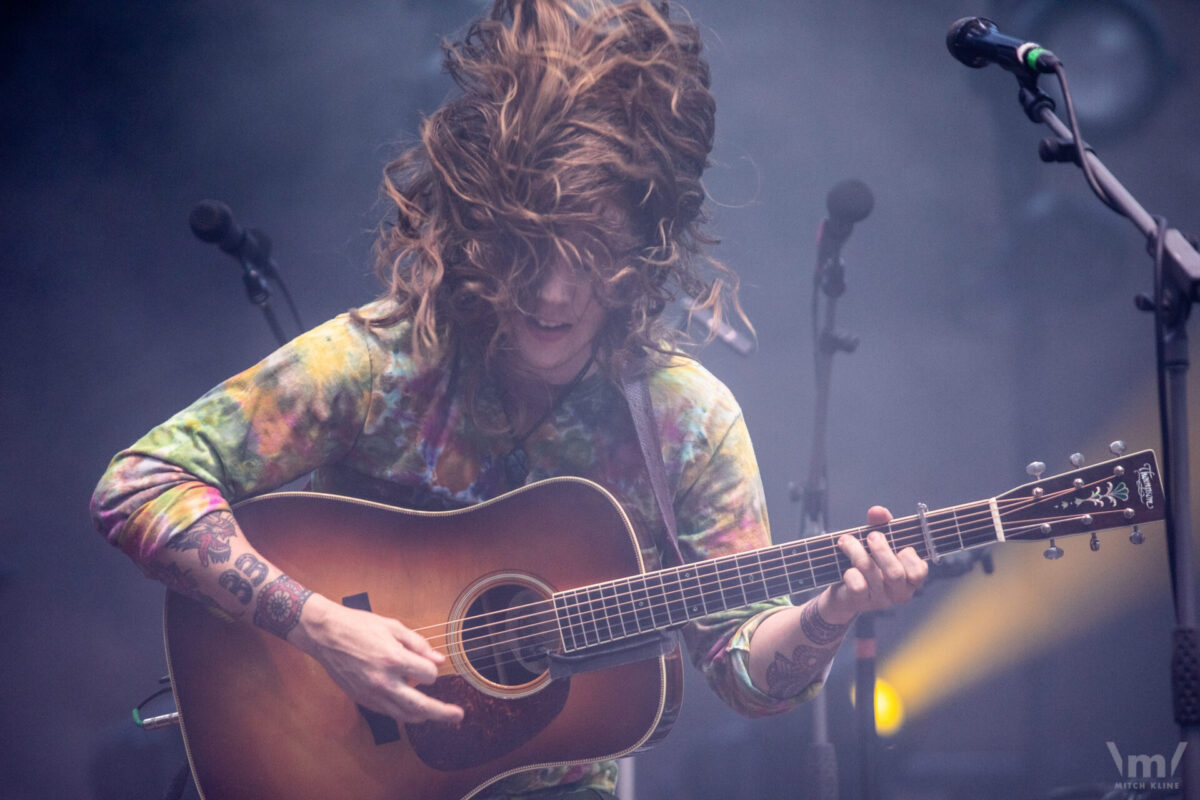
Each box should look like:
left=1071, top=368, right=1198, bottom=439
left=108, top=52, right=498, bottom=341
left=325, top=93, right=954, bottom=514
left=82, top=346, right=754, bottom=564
left=515, top=349, right=588, bottom=384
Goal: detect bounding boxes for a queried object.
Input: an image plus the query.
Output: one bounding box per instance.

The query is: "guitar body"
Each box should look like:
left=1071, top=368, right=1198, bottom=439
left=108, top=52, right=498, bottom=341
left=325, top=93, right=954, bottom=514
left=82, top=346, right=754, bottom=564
left=165, top=477, right=683, bottom=800
left=163, top=449, right=1165, bottom=799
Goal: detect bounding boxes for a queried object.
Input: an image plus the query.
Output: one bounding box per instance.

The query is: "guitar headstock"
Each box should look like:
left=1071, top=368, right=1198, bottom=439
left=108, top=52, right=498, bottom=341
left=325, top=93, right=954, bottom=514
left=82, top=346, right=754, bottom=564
left=996, top=449, right=1164, bottom=544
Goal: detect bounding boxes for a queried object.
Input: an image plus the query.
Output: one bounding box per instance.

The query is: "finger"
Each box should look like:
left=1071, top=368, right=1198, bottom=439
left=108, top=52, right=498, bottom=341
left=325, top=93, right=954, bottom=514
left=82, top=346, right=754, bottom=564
left=840, top=533, right=879, bottom=577
left=375, top=629, right=439, bottom=685
left=838, top=534, right=883, bottom=596
left=392, top=622, right=446, bottom=666
left=865, top=531, right=907, bottom=585
left=369, top=683, right=464, bottom=725
left=866, top=505, right=893, bottom=527
left=898, top=547, right=929, bottom=587
left=839, top=566, right=869, bottom=596
left=860, top=532, right=909, bottom=605
left=397, top=654, right=439, bottom=686
left=398, top=686, right=464, bottom=724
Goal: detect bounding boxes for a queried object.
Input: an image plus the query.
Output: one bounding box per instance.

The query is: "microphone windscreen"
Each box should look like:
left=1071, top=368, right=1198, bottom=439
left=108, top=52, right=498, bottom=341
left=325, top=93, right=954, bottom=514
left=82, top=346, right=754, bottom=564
left=189, top=200, right=235, bottom=244
left=825, top=179, right=874, bottom=225
left=946, top=17, right=994, bottom=68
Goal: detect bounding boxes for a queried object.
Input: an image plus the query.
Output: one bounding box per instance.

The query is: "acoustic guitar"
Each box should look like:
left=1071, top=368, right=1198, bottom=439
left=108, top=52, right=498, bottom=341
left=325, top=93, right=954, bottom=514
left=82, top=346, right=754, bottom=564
left=164, top=449, right=1164, bottom=799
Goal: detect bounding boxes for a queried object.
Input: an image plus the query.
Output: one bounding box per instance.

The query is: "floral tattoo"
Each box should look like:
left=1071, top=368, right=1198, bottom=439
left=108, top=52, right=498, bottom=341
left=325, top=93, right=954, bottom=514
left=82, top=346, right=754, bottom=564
left=254, top=574, right=312, bottom=640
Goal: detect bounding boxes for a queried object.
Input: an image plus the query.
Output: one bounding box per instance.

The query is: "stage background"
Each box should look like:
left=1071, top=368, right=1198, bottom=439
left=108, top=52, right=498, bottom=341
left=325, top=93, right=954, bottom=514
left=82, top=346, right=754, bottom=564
left=2, top=1, right=1198, bottom=797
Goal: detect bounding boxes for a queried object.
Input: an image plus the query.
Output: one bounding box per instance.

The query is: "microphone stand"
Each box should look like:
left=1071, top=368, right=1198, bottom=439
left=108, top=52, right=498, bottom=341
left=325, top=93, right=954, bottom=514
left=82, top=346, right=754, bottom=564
left=794, top=226, right=866, bottom=800
left=239, top=257, right=288, bottom=348
left=1012, top=73, right=1200, bottom=799
left=189, top=201, right=305, bottom=348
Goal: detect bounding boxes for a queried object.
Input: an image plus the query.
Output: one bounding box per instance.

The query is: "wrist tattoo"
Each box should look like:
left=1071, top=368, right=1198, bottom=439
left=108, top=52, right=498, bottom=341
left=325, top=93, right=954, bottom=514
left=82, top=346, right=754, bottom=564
left=168, top=511, right=237, bottom=568
left=254, top=574, right=312, bottom=639
left=800, top=600, right=850, bottom=645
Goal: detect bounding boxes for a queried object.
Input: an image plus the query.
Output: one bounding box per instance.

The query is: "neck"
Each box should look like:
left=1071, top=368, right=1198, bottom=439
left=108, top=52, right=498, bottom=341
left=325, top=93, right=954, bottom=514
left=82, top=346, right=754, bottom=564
left=499, top=355, right=596, bottom=438
left=499, top=374, right=557, bottom=435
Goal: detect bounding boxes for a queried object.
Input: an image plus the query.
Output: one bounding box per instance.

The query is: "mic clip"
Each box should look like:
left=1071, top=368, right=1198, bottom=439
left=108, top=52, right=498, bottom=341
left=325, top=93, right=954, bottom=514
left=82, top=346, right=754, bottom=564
left=1038, top=137, right=1094, bottom=166
left=819, top=330, right=859, bottom=355
left=1017, top=83, right=1055, bottom=124
left=818, top=258, right=847, bottom=299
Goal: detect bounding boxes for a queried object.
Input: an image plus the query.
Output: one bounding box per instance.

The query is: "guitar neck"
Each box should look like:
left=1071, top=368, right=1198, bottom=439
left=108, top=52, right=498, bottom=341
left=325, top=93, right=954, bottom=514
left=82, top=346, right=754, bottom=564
left=552, top=448, right=1163, bottom=653
left=552, top=498, right=1002, bottom=652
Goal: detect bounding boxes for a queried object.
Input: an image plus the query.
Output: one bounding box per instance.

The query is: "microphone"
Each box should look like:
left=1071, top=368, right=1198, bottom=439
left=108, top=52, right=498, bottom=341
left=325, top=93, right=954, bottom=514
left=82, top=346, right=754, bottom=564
left=946, top=17, right=1060, bottom=76
left=188, top=200, right=306, bottom=339
left=682, top=295, right=755, bottom=356
left=189, top=200, right=278, bottom=279
left=817, top=179, right=874, bottom=267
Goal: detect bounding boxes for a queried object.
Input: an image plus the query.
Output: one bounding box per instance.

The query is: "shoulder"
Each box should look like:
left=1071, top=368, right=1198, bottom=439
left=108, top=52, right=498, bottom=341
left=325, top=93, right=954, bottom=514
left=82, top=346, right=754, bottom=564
left=321, top=299, right=438, bottom=379
left=345, top=298, right=414, bottom=358
left=645, top=355, right=743, bottom=441
left=341, top=299, right=454, bottom=406
left=258, top=299, right=447, bottom=393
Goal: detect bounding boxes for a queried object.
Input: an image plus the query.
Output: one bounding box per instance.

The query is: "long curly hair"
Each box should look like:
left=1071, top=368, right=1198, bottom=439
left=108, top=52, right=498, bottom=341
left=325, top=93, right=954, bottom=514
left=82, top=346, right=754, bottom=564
left=363, top=0, right=742, bottom=394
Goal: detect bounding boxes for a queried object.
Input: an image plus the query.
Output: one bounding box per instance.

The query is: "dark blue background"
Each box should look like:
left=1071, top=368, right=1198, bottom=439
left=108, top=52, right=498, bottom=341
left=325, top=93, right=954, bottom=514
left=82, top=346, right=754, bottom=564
left=2, top=1, right=1197, bottom=797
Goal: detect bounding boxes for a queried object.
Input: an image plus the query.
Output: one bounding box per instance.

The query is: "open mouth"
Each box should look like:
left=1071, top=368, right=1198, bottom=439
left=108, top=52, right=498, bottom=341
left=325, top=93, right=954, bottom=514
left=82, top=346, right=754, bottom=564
left=528, top=317, right=571, bottom=332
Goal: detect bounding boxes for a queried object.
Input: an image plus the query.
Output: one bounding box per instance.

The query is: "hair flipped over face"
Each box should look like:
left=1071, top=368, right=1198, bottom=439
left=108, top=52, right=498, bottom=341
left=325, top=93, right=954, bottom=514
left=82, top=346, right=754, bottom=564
left=365, top=0, right=741, bottom=382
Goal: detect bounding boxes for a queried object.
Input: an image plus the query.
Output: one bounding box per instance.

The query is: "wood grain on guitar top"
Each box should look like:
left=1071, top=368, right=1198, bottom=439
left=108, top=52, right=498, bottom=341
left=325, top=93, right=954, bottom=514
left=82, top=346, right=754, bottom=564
left=165, top=478, right=679, bottom=800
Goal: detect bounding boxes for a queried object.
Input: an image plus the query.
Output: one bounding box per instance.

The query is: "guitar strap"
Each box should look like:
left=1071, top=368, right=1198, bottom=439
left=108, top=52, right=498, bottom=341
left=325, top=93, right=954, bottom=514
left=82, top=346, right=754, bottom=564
left=619, top=369, right=685, bottom=569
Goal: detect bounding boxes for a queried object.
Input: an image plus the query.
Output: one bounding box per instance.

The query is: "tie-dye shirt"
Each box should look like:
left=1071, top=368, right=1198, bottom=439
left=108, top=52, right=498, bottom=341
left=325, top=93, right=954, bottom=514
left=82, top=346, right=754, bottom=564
left=91, top=302, right=819, bottom=795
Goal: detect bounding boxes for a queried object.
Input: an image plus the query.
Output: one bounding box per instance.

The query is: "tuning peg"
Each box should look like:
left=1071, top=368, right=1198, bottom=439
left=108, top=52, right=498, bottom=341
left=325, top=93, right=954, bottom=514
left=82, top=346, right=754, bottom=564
left=1130, top=525, right=1145, bottom=545
left=1090, top=533, right=1100, bottom=552
left=1026, top=461, right=1046, bottom=479
left=1069, top=452, right=1085, bottom=468
left=1044, top=539, right=1064, bottom=560
left=1109, top=440, right=1127, bottom=456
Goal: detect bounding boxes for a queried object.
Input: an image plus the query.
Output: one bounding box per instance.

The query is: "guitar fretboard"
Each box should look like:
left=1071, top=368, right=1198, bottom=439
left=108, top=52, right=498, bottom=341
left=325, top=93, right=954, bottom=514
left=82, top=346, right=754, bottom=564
left=552, top=498, right=1003, bottom=652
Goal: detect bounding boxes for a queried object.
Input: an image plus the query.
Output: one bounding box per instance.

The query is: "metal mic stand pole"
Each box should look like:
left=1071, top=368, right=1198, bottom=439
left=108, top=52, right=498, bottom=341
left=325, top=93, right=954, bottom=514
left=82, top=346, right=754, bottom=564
left=1016, top=77, right=1200, bottom=800
left=239, top=257, right=288, bottom=347
left=793, top=244, right=867, bottom=800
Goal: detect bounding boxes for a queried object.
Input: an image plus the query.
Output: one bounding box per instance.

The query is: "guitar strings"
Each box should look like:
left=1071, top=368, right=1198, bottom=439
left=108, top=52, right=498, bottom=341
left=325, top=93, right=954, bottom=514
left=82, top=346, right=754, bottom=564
left=433, top=496, right=1119, bottom=666
left=443, top=499, right=1138, bottom=677
left=408, top=476, right=1128, bottom=667
left=439, top=537, right=1073, bottom=672
left=415, top=483, right=1055, bottom=646
left=416, top=498, right=998, bottom=649
left=419, top=479, right=1121, bottom=663
left=451, top=505, right=1140, bottom=678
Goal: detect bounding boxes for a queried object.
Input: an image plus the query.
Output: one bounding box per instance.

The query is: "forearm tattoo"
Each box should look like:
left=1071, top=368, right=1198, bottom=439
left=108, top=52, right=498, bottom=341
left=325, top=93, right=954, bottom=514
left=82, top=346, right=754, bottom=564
left=144, top=560, right=203, bottom=601
left=167, top=511, right=236, bottom=567
left=234, top=553, right=269, bottom=586
left=219, top=570, right=254, bottom=605
left=254, top=574, right=312, bottom=640
left=764, top=602, right=851, bottom=700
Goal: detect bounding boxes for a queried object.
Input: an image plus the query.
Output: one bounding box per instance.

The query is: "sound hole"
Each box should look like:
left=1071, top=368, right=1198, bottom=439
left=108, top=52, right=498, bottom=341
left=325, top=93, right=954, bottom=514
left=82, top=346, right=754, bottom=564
left=462, top=583, right=558, bottom=688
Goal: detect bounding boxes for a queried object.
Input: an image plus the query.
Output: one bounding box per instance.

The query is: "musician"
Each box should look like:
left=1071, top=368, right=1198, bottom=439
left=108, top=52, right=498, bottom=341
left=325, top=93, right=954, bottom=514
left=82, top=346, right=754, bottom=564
left=91, top=1, right=927, bottom=797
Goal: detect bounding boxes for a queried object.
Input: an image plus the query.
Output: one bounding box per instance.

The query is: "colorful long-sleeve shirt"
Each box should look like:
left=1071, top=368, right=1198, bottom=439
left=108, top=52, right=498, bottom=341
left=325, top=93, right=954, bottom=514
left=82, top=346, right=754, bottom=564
left=91, top=301, right=819, bottom=795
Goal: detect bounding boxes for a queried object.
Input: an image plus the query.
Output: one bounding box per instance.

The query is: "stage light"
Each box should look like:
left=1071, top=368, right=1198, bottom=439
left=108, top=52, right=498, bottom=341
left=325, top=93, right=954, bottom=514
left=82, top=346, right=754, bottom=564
left=878, top=381, right=1194, bottom=723
left=849, top=677, right=906, bottom=737
left=1010, top=0, right=1171, bottom=141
